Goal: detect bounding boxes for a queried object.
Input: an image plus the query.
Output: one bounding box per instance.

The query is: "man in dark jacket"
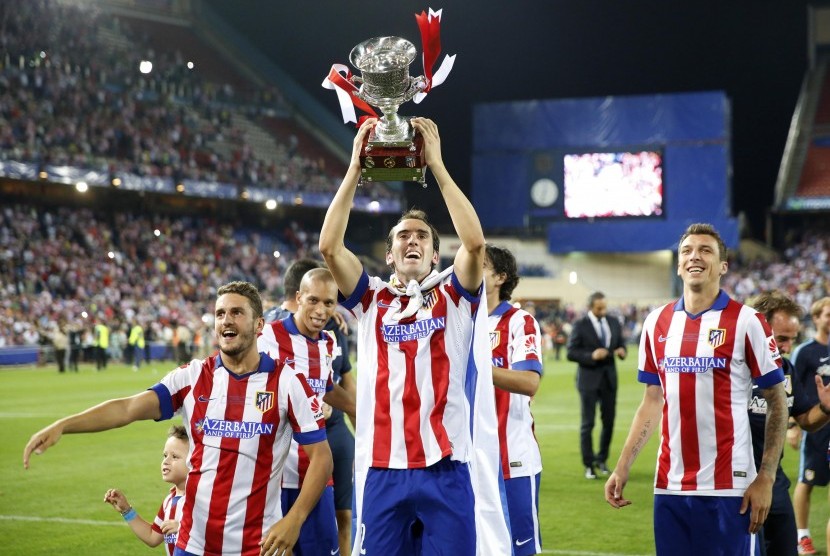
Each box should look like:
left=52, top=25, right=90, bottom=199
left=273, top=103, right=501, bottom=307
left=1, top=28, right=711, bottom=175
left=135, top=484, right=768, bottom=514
left=567, top=291, right=627, bottom=479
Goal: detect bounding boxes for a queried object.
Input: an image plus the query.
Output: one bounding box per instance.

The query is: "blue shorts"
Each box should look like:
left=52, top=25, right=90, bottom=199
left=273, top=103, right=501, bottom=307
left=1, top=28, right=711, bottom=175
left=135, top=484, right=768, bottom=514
left=281, top=485, right=338, bottom=556
left=653, top=495, right=759, bottom=556
left=505, top=473, right=542, bottom=556
left=798, top=431, right=830, bottom=486
left=358, top=457, right=475, bottom=556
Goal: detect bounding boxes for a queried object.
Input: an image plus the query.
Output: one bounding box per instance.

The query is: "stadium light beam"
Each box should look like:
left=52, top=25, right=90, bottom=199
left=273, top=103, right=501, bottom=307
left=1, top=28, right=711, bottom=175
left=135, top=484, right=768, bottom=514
left=75, top=181, right=88, bottom=193
left=139, top=60, right=153, bottom=74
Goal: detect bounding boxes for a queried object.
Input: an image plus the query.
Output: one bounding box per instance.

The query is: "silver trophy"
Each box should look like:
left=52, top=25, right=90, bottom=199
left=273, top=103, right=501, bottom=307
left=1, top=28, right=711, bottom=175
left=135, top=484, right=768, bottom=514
left=349, top=36, right=426, bottom=147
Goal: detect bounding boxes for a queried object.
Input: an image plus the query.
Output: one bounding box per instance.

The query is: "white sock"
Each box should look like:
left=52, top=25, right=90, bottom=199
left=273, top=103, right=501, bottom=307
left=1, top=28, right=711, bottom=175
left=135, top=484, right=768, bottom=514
left=798, top=528, right=811, bottom=539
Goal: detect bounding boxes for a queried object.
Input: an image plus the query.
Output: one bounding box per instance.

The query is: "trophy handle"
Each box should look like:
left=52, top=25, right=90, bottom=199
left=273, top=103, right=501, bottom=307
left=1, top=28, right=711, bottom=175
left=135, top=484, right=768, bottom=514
left=401, top=76, right=427, bottom=103
left=351, top=75, right=364, bottom=86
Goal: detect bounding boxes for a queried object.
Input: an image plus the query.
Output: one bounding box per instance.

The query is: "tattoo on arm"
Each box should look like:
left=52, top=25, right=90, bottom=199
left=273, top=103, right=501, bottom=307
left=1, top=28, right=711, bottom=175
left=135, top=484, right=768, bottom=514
left=631, top=419, right=653, bottom=459
left=760, top=385, right=788, bottom=477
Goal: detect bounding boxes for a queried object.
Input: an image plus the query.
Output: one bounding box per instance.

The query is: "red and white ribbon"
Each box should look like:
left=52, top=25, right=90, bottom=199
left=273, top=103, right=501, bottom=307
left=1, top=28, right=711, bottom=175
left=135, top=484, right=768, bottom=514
left=321, top=63, right=379, bottom=125
left=413, top=7, right=456, bottom=104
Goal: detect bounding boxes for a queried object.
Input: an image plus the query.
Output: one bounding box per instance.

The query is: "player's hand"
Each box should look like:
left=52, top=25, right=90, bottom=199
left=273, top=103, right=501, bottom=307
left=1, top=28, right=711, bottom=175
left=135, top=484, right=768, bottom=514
left=740, top=474, right=773, bottom=533
left=614, top=347, right=627, bottom=360
left=331, top=310, right=349, bottom=334
left=160, top=519, right=179, bottom=535
left=815, top=375, right=830, bottom=413
left=260, top=514, right=301, bottom=556
left=604, top=470, right=632, bottom=508
left=23, top=422, right=64, bottom=469
left=103, top=488, right=130, bottom=513
left=786, top=425, right=802, bottom=450
left=410, top=117, right=444, bottom=170
left=351, top=118, right=376, bottom=168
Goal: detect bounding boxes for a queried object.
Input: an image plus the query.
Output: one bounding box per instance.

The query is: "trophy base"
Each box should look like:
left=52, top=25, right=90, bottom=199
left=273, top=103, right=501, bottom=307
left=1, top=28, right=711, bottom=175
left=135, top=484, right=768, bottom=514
left=359, top=130, right=427, bottom=185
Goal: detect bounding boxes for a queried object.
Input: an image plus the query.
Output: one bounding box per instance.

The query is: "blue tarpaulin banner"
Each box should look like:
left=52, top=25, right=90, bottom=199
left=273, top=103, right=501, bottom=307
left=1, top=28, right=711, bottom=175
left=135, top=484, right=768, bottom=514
left=472, top=91, right=738, bottom=252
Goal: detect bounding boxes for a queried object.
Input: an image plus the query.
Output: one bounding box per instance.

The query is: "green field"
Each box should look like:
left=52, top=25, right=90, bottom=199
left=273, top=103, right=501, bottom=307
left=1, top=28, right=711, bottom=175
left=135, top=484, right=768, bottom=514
left=1, top=355, right=827, bottom=555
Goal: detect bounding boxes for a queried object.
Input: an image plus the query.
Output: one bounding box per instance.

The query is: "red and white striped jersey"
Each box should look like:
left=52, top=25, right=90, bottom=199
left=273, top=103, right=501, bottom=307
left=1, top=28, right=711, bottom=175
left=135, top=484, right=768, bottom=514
left=258, top=316, right=335, bottom=488
left=638, top=291, right=784, bottom=496
left=151, top=487, right=184, bottom=556
left=150, top=352, right=326, bottom=556
left=341, top=270, right=481, bottom=469
left=488, top=301, right=543, bottom=479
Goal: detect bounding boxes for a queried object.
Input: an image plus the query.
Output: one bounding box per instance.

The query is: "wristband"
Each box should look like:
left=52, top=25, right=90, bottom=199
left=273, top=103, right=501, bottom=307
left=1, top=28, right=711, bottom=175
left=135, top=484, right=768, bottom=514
left=122, top=508, right=137, bottom=522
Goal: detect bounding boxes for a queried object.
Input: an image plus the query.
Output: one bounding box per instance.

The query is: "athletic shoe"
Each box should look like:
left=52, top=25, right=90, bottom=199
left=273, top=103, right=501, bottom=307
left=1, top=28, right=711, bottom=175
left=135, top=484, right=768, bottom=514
left=596, top=461, right=610, bottom=475
left=798, top=535, right=817, bottom=555
left=584, top=466, right=597, bottom=480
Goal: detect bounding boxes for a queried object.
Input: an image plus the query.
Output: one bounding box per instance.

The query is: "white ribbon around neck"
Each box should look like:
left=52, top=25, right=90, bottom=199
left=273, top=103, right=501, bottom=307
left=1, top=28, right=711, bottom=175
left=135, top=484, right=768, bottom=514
left=385, top=267, right=453, bottom=321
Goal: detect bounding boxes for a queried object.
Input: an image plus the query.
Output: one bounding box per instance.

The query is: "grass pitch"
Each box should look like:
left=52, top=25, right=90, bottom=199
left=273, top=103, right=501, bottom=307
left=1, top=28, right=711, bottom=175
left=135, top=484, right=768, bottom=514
left=1, top=355, right=827, bottom=555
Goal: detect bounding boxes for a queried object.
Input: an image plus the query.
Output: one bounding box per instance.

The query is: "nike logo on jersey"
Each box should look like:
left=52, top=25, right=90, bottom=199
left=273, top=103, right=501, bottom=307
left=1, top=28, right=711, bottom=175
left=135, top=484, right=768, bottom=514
left=377, top=300, right=397, bottom=309
left=197, top=395, right=216, bottom=402
left=820, top=356, right=830, bottom=363
left=516, top=538, right=533, bottom=546
left=657, top=333, right=703, bottom=343
left=330, top=549, right=340, bottom=555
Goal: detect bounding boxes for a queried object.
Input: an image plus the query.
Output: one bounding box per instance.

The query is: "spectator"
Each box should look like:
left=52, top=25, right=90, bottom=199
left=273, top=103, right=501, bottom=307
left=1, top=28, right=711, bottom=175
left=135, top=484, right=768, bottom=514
left=567, top=292, right=627, bottom=479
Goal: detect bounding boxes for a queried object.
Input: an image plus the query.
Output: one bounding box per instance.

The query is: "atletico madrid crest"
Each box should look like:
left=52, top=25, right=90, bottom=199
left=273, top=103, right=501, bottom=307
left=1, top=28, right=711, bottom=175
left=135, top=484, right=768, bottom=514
left=707, top=328, right=726, bottom=348
left=490, top=331, right=501, bottom=350
left=255, top=391, right=274, bottom=413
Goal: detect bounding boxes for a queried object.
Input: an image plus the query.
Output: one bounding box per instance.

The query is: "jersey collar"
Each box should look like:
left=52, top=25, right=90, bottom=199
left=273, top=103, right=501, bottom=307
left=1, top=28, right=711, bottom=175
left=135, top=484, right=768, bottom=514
left=490, top=300, right=514, bottom=317
left=673, top=289, right=730, bottom=319
left=216, top=351, right=278, bottom=377
left=283, top=314, right=326, bottom=342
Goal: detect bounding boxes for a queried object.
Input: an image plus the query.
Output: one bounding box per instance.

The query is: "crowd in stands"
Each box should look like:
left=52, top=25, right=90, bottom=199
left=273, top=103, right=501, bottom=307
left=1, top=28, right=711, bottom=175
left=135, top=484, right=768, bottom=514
left=0, top=200, right=396, bottom=352
left=0, top=203, right=319, bottom=349
left=722, top=230, right=830, bottom=330
left=0, top=0, right=399, bottom=199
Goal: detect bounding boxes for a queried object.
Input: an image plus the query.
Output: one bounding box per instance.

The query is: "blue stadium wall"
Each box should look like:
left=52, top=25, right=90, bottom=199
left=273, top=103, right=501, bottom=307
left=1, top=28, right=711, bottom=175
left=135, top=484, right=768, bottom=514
left=471, top=91, right=738, bottom=253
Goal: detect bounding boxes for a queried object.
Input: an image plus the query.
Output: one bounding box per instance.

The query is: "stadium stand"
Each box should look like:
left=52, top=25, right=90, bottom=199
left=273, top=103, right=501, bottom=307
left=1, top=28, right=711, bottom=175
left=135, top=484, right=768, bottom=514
left=0, top=0, right=401, bottom=204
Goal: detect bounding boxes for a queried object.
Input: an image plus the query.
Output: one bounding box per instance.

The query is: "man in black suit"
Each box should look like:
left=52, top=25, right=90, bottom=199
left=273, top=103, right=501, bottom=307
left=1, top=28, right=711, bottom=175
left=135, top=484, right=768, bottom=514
left=567, top=292, right=627, bottom=479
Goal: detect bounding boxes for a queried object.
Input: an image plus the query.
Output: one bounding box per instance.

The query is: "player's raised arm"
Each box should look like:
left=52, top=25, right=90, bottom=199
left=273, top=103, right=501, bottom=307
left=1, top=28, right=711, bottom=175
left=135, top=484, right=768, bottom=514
left=23, top=390, right=162, bottom=469
left=411, top=117, right=485, bottom=294
left=319, top=119, right=377, bottom=298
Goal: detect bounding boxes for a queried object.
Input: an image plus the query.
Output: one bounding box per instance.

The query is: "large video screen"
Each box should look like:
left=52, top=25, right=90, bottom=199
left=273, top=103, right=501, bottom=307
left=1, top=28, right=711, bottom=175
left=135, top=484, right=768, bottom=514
left=563, top=150, right=664, bottom=219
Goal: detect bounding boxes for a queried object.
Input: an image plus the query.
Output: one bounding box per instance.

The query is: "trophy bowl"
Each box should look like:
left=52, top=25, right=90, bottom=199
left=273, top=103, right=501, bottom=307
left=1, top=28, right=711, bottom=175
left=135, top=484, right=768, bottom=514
left=349, top=36, right=417, bottom=102
left=349, top=37, right=425, bottom=146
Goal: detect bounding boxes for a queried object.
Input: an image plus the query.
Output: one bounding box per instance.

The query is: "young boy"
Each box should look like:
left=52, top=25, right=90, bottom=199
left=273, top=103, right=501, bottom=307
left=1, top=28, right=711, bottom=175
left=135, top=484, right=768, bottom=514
left=104, top=426, right=188, bottom=555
